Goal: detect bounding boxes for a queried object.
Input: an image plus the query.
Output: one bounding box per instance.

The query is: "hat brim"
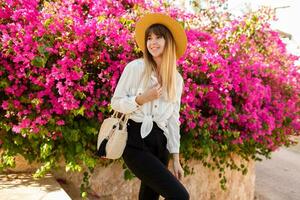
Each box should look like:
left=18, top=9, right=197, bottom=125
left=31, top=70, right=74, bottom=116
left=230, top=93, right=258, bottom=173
left=135, top=13, right=187, bottom=59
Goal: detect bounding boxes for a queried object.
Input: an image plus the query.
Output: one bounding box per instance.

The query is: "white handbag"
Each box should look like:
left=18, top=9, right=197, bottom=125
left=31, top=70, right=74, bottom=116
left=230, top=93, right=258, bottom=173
left=96, top=111, right=128, bottom=159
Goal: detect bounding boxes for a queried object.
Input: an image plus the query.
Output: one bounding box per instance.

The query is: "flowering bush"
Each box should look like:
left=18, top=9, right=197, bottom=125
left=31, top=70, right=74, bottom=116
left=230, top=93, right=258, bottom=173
left=0, top=0, right=299, bottom=194
left=179, top=12, right=300, bottom=186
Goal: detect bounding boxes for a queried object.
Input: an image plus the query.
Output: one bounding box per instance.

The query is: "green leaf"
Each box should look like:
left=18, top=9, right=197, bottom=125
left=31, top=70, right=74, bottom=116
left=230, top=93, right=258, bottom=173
left=13, top=136, right=23, bottom=146
left=233, top=131, right=240, bottom=138
left=83, top=156, right=96, bottom=169
left=31, top=56, right=45, bottom=67
left=72, top=106, right=86, bottom=117
left=221, top=144, right=228, bottom=151
left=82, top=73, right=89, bottom=84
left=43, top=18, right=53, bottom=28
left=81, top=192, right=88, bottom=198
left=119, top=17, right=134, bottom=28
left=38, top=45, right=49, bottom=58
left=0, top=78, right=9, bottom=88
left=34, top=161, right=52, bottom=178
left=66, top=161, right=82, bottom=172
left=40, top=142, right=53, bottom=159
left=75, top=91, right=86, bottom=100
left=97, top=15, right=106, bottom=22
left=0, top=122, right=11, bottom=131
left=75, top=143, right=83, bottom=153
left=31, top=98, right=40, bottom=106
left=283, top=117, right=292, bottom=126
left=69, top=130, right=80, bottom=142
left=124, top=168, right=135, bottom=180
left=2, top=154, right=15, bottom=167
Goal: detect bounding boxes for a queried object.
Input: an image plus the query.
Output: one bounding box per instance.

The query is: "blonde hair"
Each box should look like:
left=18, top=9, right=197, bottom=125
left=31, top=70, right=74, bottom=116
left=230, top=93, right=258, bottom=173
left=142, top=24, right=178, bottom=102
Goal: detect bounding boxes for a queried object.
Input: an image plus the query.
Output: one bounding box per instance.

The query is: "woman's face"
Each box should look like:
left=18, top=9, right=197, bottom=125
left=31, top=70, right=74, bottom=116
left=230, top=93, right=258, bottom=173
left=146, top=32, right=166, bottom=59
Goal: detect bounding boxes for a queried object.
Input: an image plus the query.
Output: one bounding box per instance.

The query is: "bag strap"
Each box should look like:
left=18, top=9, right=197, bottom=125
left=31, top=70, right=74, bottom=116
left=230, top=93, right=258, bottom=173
left=111, top=110, right=129, bottom=124
left=122, top=114, right=129, bottom=125
left=112, top=110, right=118, bottom=118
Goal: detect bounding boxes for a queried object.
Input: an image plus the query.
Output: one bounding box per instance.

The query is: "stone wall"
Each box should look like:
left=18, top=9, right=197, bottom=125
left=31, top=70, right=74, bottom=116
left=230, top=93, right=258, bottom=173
left=6, top=155, right=255, bottom=200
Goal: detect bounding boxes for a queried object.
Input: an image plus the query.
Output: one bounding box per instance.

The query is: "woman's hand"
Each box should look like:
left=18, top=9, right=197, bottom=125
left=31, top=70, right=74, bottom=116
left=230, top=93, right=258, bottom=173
left=172, top=153, right=184, bottom=181
left=135, top=83, right=162, bottom=105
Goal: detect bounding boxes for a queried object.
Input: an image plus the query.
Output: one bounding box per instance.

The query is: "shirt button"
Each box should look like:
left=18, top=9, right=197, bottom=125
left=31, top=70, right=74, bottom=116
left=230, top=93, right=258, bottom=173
left=154, top=105, right=157, bottom=108
left=152, top=115, right=154, bottom=118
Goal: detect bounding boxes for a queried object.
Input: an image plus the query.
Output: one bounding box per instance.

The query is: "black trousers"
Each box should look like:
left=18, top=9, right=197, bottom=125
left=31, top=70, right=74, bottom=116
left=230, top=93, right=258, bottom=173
left=122, top=119, right=189, bottom=200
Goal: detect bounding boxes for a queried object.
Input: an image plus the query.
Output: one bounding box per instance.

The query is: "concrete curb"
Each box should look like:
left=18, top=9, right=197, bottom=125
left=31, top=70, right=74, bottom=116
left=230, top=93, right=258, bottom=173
left=0, top=173, right=71, bottom=200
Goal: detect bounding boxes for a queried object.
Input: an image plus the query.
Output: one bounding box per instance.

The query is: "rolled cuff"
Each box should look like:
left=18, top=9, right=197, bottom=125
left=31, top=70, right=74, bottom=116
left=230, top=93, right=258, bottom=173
left=167, top=145, right=180, bottom=154
left=111, top=95, right=141, bottom=114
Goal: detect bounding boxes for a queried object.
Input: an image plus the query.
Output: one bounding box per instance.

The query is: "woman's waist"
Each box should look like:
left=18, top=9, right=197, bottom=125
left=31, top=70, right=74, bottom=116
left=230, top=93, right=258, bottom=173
left=128, top=118, right=161, bottom=129
left=127, top=118, right=168, bottom=133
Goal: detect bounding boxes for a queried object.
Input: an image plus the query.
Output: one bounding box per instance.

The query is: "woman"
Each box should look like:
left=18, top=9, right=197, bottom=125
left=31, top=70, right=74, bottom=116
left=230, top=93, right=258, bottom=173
left=111, top=13, right=189, bottom=200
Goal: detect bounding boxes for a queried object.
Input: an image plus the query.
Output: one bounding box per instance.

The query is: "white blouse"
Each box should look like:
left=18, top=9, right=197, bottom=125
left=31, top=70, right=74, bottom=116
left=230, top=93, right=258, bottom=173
left=111, top=58, right=184, bottom=153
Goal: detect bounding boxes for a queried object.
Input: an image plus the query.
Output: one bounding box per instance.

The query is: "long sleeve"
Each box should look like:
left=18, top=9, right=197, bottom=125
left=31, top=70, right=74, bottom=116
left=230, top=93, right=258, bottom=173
left=111, top=60, right=142, bottom=114
left=166, top=74, right=184, bottom=154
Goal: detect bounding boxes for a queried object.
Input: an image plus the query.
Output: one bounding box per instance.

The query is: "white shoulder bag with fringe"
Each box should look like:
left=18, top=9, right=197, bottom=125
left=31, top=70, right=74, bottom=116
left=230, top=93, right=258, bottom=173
left=96, top=111, right=128, bottom=159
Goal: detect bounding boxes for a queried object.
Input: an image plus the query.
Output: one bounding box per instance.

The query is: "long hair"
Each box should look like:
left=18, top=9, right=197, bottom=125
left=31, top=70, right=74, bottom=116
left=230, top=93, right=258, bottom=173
left=142, top=24, right=178, bottom=102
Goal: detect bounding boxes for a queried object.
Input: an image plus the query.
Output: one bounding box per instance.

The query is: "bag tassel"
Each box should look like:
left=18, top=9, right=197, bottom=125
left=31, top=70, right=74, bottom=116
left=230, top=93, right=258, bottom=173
left=97, top=138, right=108, bottom=157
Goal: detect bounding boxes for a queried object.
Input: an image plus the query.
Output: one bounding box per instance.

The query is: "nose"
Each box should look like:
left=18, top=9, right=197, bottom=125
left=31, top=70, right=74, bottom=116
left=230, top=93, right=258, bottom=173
left=150, top=39, right=158, bottom=46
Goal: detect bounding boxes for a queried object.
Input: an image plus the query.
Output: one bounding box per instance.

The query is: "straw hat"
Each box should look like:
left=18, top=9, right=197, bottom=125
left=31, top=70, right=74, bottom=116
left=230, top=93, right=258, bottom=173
left=135, top=13, right=187, bottom=59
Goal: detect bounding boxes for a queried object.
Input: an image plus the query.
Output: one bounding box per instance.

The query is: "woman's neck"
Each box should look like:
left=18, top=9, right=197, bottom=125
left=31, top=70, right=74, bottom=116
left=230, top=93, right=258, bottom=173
left=153, top=56, right=162, bottom=70
left=153, top=56, right=162, bottom=77
left=153, top=58, right=162, bottom=85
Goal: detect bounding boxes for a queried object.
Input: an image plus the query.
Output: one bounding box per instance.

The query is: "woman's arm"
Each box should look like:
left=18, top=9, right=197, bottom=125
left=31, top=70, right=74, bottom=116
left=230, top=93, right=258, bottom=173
left=135, top=83, right=163, bottom=105
left=172, top=153, right=184, bottom=180
left=166, top=73, right=183, bottom=154
left=111, top=61, right=142, bottom=114
left=173, top=153, right=180, bottom=162
left=167, top=73, right=184, bottom=180
left=135, top=95, right=145, bottom=106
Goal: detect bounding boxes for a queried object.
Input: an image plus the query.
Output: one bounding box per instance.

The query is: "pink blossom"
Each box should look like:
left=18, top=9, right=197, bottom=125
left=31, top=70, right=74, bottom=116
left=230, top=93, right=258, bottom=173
left=1, top=101, right=9, bottom=110
left=56, top=120, right=65, bottom=126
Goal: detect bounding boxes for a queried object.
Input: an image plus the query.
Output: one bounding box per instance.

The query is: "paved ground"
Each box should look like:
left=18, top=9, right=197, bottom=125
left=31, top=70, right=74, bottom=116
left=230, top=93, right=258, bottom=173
left=0, top=173, right=71, bottom=200
left=255, top=138, right=300, bottom=200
